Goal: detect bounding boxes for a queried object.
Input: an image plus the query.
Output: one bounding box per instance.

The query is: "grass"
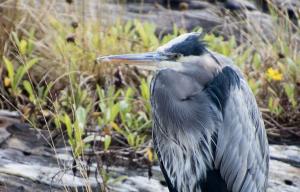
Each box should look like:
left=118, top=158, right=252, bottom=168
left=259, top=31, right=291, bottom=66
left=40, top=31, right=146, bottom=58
left=0, top=0, right=299, bottom=189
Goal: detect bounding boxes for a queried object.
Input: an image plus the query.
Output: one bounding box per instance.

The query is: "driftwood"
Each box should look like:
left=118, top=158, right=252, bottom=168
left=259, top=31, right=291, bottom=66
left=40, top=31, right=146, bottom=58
left=0, top=112, right=299, bottom=192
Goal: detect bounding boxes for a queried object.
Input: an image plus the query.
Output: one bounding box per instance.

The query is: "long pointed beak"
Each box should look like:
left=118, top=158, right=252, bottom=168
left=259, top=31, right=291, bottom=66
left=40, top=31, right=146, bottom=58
left=96, top=52, right=168, bottom=70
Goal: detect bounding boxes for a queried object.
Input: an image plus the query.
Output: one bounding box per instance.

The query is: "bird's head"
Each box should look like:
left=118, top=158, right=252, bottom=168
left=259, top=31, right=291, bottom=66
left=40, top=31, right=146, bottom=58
left=98, top=32, right=218, bottom=67
left=97, top=32, right=223, bottom=84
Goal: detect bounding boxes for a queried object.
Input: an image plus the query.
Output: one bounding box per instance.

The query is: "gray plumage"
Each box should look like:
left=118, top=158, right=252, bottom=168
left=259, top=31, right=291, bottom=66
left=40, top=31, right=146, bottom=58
left=150, top=33, right=269, bottom=192
left=97, top=32, right=269, bottom=192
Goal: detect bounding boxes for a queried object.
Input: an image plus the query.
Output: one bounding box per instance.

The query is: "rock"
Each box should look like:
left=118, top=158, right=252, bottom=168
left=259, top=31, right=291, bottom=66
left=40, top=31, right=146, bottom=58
left=273, top=0, right=300, bottom=23
left=268, top=160, right=300, bottom=192
left=111, top=176, right=169, bottom=192
left=270, top=145, right=300, bottom=166
left=267, top=0, right=300, bottom=11
left=189, top=1, right=213, bottom=10
left=212, top=9, right=275, bottom=43
left=0, top=110, right=20, bottom=118
left=124, top=3, right=223, bottom=34
left=255, top=0, right=300, bottom=23
left=109, top=2, right=275, bottom=41
left=0, top=126, right=10, bottom=145
left=224, top=0, right=257, bottom=11
left=0, top=111, right=20, bottom=145
left=0, top=120, right=299, bottom=191
left=36, top=0, right=280, bottom=42
left=0, top=115, right=21, bottom=129
left=0, top=173, right=61, bottom=192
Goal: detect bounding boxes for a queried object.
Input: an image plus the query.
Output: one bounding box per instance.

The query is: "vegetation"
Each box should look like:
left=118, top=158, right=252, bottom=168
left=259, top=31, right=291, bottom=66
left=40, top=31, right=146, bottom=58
left=0, top=0, right=299, bottom=178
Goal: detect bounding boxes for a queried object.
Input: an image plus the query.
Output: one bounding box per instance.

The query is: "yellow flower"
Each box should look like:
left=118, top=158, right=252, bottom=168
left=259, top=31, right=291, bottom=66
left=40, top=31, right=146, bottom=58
left=146, top=147, right=153, bottom=162
left=4, top=77, right=11, bottom=87
left=266, top=68, right=283, bottom=81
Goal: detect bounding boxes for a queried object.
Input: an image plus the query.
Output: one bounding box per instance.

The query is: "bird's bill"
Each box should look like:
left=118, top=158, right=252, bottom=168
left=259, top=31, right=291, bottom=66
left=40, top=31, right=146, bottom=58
left=96, top=52, right=169, bottom=70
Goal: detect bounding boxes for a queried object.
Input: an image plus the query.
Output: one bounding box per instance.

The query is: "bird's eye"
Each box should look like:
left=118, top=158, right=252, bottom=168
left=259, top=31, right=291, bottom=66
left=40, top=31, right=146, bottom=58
left=169, top=53, right=182, bottom=60
left=163, top=52, right=182, bottom=60
left=174, top=53, right=182, bottom=59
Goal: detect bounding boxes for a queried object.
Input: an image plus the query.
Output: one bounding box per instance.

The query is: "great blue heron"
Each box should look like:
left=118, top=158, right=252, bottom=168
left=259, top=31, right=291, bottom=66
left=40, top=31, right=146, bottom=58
left=98, top=32, right=269, bottom=192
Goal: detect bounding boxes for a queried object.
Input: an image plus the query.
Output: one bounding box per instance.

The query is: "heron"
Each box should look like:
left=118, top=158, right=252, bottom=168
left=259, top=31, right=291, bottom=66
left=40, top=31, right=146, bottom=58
left=98, top=32, right=269, bottom=192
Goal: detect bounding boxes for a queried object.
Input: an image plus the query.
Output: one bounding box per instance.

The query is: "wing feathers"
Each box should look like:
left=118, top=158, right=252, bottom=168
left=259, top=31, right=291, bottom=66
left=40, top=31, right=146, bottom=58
left=206, top=66, right=269, bottom=192
left=151, top=64, right=269, bottom=192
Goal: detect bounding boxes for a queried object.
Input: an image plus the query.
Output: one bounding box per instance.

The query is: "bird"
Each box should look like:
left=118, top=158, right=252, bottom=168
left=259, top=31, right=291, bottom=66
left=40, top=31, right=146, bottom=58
left=97, top=32, right=269, bottom=192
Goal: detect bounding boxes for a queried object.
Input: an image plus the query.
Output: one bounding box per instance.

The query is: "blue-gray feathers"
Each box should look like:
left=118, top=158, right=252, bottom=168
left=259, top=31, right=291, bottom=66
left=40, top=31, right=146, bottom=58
left=205, top=66, right=241, bottom=114
left=151, top=36, right=269, bottom=192
left=164, top=34, right=207, bottom=56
